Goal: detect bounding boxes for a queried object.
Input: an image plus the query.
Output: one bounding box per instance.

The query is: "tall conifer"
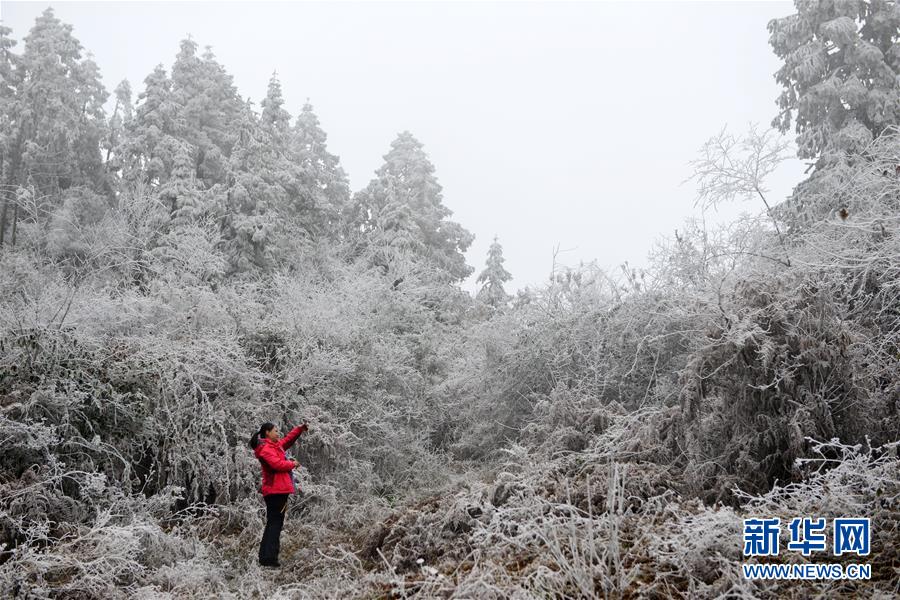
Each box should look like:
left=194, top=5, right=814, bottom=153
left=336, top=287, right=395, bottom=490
left=476, top=236, right=512, bottom=308
left=351, top=132, right=473, bottom=282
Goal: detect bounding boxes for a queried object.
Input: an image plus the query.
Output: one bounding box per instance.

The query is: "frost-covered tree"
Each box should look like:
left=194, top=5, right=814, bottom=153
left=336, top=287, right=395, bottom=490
left=769, top=0, right=900, bottom=161
left=257, top=74, right=304, bottom=225
left=160, top=142, right=202, bottom=227
left=170, top=41, right=241, bottom=186
left=218, top=100, right=281, bottom=272
left=260, top=72, right=292, bottom=144
left=688, top=125, right=793, bottom=265
left=104, top=80, right=133, bottom=164
left=350, top=132, right=474, bottom=282
left=362, top=178, right=426, bottom=278
left=0, top=25, right=19, bottom=246
left=5, top=8, right=108, bottom=203
left=116, top=64, right=180, bottom=186
left=476, top=236, right=513, bottom=308
left=292, top=101, right=349, bottom=236
left=119, top=38, right=241, bottom=192
left=768, top=1, right=900, bottom=232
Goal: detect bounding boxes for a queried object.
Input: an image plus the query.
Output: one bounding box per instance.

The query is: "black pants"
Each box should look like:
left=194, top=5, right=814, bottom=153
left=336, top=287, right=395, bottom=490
left=259, top=493, right=289, bottom=565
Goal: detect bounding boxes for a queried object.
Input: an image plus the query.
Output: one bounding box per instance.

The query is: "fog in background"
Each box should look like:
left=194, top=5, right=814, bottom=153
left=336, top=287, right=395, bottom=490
left=0, top=0, right=807, bottom=294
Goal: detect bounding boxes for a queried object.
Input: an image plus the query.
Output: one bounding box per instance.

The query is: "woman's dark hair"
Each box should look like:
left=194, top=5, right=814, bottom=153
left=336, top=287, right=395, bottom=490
left=249, top=422, right=276, bottom=449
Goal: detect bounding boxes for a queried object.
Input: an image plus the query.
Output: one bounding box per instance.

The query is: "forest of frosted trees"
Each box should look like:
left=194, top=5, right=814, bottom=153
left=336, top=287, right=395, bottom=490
left=1, top=3, right=899, bottom=598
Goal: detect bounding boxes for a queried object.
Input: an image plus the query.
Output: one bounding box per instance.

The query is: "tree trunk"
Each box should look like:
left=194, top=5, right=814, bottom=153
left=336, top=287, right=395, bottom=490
left=0, top=153, right=6, bottom=246
left=0, top=197, right=7, bottom=246
left=10, top=202, right=18, bottom=247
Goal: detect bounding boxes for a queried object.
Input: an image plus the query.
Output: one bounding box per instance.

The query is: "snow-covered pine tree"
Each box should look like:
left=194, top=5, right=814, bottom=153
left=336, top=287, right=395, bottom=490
left=769, top=0, right=900, bottom=161
left=769, top=1, right=900, bottom=231
left=476, top=236, right=513, bottom=308
left=0, top=24, right=19, bottom=246
left=7, top=8, right=108, bottom=202
left=161, top=142, right=202, bottom=227
left=257, top=73, right=307, bottom=231
left=349, top=131, right=474, bottom=282
left=292, top=101, right=350, bottom=237
left=116, top=64, right=180, bottom=186
left=170, top=41, right=241, bottom=187
left=218, top=99, right=281, bottom=273
left=260, top=72, right=292, bottom=146
left=105, top=80, right=133, bottom=164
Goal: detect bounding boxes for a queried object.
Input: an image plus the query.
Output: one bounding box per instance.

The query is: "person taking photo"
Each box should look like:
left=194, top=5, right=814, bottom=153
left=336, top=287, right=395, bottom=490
left=248, top=421, right=308, bottom=568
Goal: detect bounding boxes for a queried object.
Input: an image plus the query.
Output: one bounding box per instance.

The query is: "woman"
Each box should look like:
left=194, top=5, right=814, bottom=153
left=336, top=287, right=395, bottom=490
left=248, top=421, right=308, bottom=568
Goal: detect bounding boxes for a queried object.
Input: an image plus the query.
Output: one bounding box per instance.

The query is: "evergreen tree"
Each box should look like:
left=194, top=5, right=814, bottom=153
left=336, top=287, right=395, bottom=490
left=218, top=100, right=280, bottom=273
left=769, top=2, right=900, bottom=232
left=116, top=64, right=180, bottom=186
left=260, top=72, right=292, bottom=143
left=257, top=73, right=303, bottom=225
left=160, top=142, right=202, bottom=227
left=0, top=25, right=19, bottom=246
left=769, top=1, right=900, bottom=161
left=350, top=132, right=474, bottom=282
left=169, top=41, right=241, bottom=187
left=291, top=101, right=350, bottom=235
left=105, top=80, right=133, bottom=163
left=476, top=236, right=512, bottom=308
left=118, top=38, right=242, bottom=190
left=116, top=37, right=242, bottom=241
left=0, top=25, right=16, bottom=160
left=6, top=8, right=108, bottom=203
left=73, top=52, right=110, bottom=191
left=364, top=177, right=425, bottom=276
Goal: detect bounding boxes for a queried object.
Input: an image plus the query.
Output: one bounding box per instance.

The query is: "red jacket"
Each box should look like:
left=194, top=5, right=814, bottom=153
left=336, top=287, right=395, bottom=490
left=254, top=425, right=305, bottom=496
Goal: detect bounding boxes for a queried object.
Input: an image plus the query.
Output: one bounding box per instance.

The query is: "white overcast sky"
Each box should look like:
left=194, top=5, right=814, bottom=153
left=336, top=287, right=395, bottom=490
left=1, top=1, right=807, bottom=294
